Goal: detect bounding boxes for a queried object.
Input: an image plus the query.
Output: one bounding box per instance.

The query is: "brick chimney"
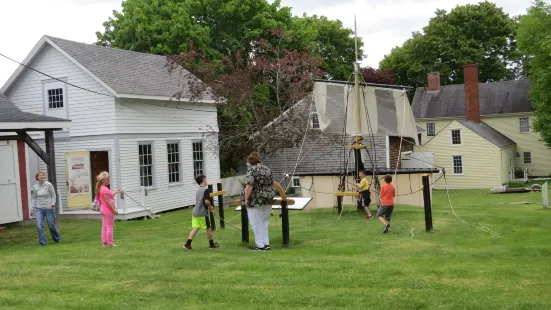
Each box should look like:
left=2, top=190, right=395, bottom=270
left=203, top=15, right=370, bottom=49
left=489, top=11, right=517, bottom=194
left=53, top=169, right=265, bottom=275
left=427, top=72, right=440, bottom=91
left=464, top=63, right=481, bottom=123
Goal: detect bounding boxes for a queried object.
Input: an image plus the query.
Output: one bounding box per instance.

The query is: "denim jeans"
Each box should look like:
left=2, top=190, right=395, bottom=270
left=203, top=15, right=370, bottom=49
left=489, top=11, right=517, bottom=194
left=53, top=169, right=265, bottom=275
left=35, top=208, right=61, bottom=245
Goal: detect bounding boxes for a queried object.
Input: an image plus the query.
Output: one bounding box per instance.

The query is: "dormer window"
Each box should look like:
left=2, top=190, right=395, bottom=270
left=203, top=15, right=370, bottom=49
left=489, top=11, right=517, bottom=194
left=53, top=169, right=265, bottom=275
left=310, top=112, right=320, bottom=129
left=520, top=117, right=530, bottom=133
left=426, top=122, right=435, bottom=136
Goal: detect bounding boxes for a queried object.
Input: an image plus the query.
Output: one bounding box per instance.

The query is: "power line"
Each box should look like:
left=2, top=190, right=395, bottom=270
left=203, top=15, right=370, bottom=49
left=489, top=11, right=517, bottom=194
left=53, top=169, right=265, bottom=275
left=0, top=51, right=217, bottom=113
left=0, top=52, right=114, bottom=98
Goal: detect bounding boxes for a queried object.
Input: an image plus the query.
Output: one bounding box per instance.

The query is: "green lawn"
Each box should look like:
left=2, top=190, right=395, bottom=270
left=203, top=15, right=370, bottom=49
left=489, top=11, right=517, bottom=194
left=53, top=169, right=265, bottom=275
left=1, top=189, right=550, bottom=310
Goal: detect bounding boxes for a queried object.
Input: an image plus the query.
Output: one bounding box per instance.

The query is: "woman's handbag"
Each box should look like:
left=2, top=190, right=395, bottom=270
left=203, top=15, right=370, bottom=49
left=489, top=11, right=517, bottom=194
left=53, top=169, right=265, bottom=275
left=90, top=194, right=100, bottom=212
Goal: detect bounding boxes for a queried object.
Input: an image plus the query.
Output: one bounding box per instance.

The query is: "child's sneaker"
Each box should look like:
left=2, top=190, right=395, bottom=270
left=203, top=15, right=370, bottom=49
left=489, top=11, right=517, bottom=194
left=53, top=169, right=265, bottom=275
left=210, top=243, right=220, bottom=249
left=183, top=244, right=192, bottom=250
left=383, top=223, right=390, bottom=234
left=366, top=215, right=373, bottom=220
left=263, top=245, right=271, bottom=250
left=251, top=246, right=267, bottom=251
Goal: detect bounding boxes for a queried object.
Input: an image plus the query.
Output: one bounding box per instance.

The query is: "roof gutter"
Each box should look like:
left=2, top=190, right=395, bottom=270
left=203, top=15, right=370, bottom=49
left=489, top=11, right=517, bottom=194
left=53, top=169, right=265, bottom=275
left=295, top=168, right=440, bottom=177
left=117, top=93, right=218, bottom=104
left=313, top=79, right=413, bottom=90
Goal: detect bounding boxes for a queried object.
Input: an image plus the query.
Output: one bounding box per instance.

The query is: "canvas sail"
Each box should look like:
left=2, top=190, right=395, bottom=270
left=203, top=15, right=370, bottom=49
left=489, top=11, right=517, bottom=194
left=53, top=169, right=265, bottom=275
left=313, top=81, right=418, bottom=143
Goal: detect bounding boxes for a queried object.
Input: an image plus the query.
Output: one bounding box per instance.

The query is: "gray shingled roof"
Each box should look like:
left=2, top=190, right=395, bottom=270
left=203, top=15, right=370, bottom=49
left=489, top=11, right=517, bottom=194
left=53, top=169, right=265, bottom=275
left=0, top=93, right=68, bottom=123
left=458, top=120, right=515, bottom=148
left=411, top=79, right=532, bottom=119
left=46, top=36, right=215, bottom=100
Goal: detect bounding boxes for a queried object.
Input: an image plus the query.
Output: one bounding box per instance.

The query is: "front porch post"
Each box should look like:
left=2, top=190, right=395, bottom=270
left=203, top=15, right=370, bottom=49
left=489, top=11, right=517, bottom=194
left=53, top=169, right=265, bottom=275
left=45, top=130, right=60, bottom=232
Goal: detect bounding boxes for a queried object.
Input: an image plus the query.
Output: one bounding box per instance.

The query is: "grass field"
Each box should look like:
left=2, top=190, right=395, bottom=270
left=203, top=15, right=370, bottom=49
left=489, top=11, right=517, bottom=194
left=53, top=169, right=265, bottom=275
left=1, top=189, right=550, bottom=309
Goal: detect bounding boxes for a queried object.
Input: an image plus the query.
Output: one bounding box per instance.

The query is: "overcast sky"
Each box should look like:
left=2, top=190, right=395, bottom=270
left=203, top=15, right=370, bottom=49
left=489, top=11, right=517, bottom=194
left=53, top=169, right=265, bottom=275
left=0, top=0, right=530, bottom=87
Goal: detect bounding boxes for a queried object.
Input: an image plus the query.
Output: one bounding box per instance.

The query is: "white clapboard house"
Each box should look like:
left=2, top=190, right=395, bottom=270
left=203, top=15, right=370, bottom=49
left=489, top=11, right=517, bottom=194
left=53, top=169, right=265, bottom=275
left=0, top=36, right=220, bottom=219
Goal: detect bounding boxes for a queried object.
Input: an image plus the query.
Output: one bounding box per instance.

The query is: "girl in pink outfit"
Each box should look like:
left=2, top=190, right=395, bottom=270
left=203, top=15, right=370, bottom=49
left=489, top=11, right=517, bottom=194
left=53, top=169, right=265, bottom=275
left=95, top=171, right=121, bottom=247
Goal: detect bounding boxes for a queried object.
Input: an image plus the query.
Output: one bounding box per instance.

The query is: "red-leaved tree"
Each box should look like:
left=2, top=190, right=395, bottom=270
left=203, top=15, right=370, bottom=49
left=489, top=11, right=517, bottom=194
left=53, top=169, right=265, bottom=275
left=166, top=30, right=332, bottom=175
left=361, top=66, right=396, bottom=85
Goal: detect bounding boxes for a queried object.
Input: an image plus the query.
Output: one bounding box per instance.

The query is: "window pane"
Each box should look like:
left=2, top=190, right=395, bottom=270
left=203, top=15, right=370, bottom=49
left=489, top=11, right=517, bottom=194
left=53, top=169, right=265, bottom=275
left=451, top=130, right=461, bottom=145
left=452, top=156, right=463, bottom=174
left=524, top=152, right=531, bottom=164
left=192, top=142, right=204, bottom=177
left=138, top=144, right=154, bottom=186
left=427, top=123, right=435, bottom=136
left=520, top=117, right=529, bottom=133
left=311, top=113, right=320, bottom=129
left=167, top=143, right=180, bottom=183
left=47, top=88, right=64, bottom=109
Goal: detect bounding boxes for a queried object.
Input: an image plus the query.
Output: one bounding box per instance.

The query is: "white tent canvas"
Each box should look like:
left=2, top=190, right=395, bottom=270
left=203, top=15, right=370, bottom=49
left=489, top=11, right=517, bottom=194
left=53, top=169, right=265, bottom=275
left=313, top=81, right=418, bottom=143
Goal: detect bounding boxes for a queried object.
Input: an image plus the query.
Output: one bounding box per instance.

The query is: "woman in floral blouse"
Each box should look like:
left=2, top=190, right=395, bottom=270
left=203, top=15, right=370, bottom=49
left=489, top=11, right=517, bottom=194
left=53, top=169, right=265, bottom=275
left=243, top=152, right=275, bottom=251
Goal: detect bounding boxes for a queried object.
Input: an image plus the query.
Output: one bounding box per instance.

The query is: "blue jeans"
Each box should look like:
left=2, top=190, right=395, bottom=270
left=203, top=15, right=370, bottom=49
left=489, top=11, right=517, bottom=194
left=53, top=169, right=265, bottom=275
left=35, top=208, right=61, bottom=245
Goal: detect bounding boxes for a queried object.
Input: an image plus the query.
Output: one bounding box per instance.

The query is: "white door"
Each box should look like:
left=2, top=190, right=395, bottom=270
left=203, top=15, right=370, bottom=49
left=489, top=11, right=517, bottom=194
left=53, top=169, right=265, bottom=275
left=0, top=140, right=22, bottom=224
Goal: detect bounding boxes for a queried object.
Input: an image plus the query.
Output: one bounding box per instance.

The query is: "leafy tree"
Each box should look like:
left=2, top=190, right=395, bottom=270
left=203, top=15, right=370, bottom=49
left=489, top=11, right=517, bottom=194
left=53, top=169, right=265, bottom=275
left=380, top=1, right=521, bottom=97
left=287, top=14, right=363, bottom=80
left=95, top=0, right=213, bottom=55
left=96, top=0, right=364, bottom=175
left=96, top=0, right=361, bottom=80
left=517, top=0, right=551, bottom=147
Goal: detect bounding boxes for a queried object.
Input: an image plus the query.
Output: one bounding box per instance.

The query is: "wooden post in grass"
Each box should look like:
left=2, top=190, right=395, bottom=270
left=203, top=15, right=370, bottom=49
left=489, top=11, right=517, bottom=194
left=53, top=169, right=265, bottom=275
left=337, top=196, right=343, bottom=215
left=217, top=182, right=225, bottom=229
left=422, top=175, right=433, bottom=232
left=234, top=194, right=295, bottom=247
left=208, top=184, right=216, bottom=231
left=543, top=182, right=548, bottom=209
left=281, top=199, right=289, bottom=247
left=274, top=182, right=290, bottom=247
left=240, top=202, right=249, bottom=245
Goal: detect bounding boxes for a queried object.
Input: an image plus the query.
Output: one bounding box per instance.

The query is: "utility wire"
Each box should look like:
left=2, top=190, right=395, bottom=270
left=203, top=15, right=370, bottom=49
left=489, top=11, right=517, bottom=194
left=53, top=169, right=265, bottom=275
left=0, top=52, right=114, bottom=98
left=0, top=51, right=217, bottom=113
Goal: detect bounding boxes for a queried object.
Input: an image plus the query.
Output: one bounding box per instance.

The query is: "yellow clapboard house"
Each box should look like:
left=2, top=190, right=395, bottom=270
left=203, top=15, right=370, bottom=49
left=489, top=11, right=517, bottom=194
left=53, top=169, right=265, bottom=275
left=412, top=64, right=551, bottom=189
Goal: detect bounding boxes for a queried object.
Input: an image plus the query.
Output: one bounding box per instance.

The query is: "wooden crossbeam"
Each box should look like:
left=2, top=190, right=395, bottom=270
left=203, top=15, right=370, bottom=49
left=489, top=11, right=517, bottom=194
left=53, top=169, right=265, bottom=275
left=209, top=190, right=226, bottom=198
left=335, top=192, right=360, bottom=197
left=17, top=131, right=50, bottom=164
left=273, top=182, right=287, bottom=200
left=233, top=199, right=295, bottom=207
left=344, top=143, right=369, bottom=150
